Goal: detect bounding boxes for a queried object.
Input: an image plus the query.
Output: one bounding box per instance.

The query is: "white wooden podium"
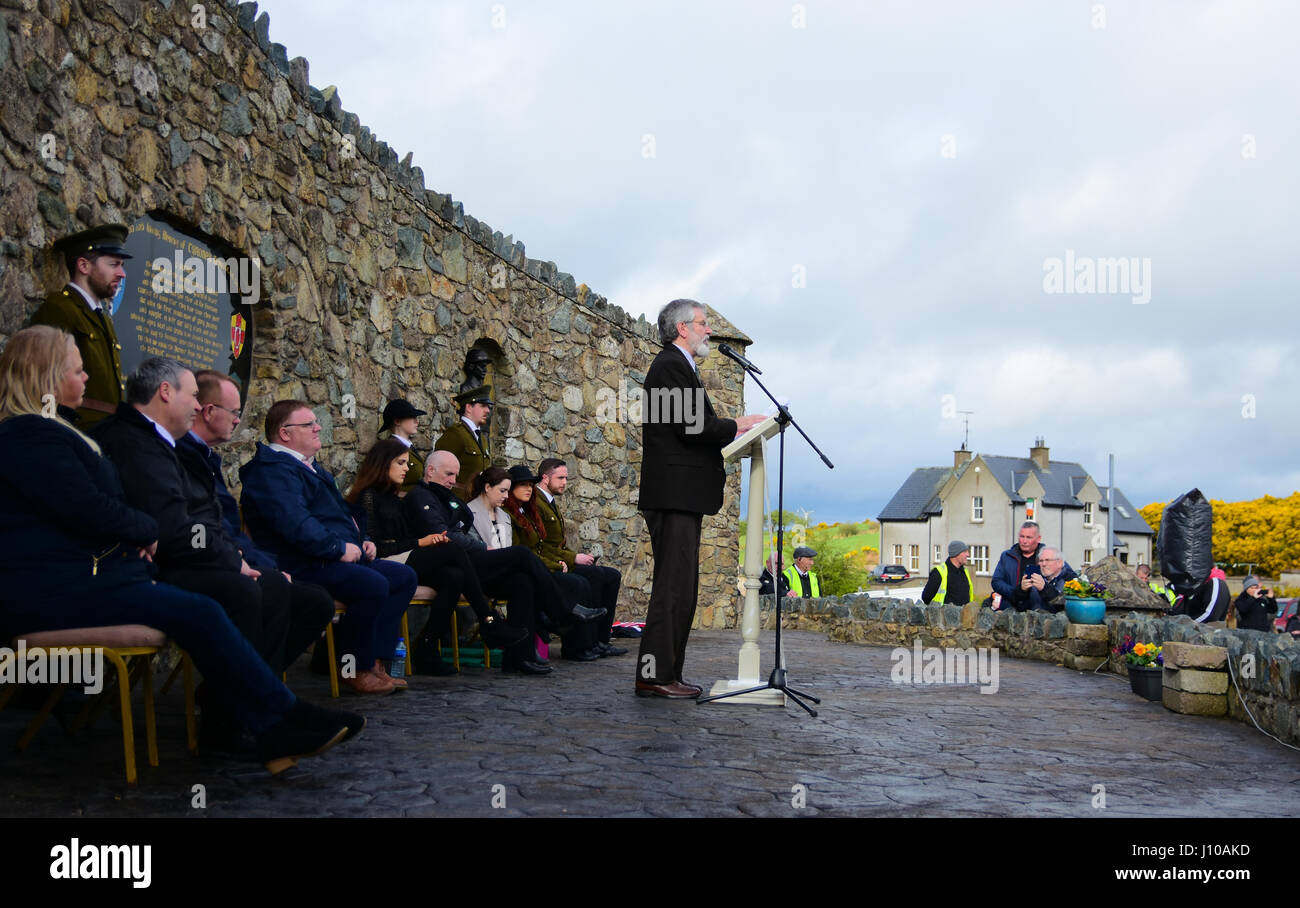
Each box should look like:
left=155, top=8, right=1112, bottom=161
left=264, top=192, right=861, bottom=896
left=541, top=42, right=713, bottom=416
left=708, top=416, right=786, bottom=705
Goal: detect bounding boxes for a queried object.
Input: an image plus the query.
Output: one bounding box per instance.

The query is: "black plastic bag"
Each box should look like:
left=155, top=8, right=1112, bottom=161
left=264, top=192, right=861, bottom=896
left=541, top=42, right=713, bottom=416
left=1158, top=489, right=1213, bottom=596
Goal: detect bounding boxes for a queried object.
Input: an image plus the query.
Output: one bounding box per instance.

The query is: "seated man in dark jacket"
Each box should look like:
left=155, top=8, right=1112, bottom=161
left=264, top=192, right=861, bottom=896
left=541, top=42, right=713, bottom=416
left=239, top=400, right=417, bottom=695
left=92, top=359, right=316, bottom=750
left=404, top=451, right=605, bottom=671
left=1232, top=575, right=1277, bottom=632
left=179, top=369, right=334, bottom=672
left=1033, top=547, right=1078, bottom=614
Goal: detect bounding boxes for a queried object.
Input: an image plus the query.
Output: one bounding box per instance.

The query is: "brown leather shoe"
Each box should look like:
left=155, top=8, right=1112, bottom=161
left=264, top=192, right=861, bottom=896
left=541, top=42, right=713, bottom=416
left=678, top=679, right=704, bottom=694
left=373, top=659, right=408, bottom=690
left=340, top=668, right=395, bottom=695
left=635, top=680, right=701, bottom=699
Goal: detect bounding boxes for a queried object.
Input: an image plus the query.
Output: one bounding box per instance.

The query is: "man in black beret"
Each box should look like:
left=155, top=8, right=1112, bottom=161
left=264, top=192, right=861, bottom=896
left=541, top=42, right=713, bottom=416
left=29, top=224, right=132, bottom=427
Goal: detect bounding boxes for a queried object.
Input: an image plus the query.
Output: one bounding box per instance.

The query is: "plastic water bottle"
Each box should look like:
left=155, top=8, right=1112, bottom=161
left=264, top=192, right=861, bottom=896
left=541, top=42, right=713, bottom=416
left=391, top=638, right=406, bottom=678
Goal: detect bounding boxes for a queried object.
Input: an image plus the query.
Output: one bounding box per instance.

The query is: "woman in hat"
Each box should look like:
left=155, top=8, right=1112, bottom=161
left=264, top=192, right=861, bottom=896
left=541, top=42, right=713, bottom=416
left=379, top=398, right=426, bottom=494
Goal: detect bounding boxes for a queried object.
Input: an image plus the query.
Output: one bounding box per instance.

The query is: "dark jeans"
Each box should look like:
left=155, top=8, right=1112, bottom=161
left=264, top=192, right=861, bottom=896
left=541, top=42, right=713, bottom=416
left=294, top=558, right=418, bottom=667
left=570, top=562, right=620, bottom=643
left=5, top=581, right=295, bottom=735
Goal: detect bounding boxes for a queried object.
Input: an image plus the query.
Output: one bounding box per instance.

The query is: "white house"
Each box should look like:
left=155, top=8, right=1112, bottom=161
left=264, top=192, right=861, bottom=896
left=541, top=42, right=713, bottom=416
left=878, top=439, right=1154, bottom=594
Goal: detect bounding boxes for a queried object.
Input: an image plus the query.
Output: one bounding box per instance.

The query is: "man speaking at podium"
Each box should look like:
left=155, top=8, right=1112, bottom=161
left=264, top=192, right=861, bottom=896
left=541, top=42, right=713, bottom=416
left=636, top=299, right=765, bottom=699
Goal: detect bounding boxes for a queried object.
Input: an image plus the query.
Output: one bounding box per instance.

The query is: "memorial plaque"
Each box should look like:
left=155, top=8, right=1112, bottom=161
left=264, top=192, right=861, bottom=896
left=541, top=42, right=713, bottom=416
left=113, top=214, right=255, bottom=398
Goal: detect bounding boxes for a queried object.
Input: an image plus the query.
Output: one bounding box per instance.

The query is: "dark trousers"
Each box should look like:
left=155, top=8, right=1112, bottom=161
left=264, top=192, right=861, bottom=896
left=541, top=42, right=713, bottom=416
left=407, top=543, right=494, bottom=629
left=163, top=566, right=287, bottom=670
left=6, top=581, right=294, bottom=735
left=282, top=579, right=335, bottom=671
left=295, top=559, right=418, bottom=667
left=638, top=509, right=701, bottom=684
left=570, top=562, right=621, bottom=643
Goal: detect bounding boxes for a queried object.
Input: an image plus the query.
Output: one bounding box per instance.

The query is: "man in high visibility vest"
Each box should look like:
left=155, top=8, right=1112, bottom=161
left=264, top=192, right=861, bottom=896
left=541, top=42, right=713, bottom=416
left=922, top=540, right=975, bottom=605
left=1135, top=563, right=1178, bottom=608
left=781, top=546, right=821, bottom=598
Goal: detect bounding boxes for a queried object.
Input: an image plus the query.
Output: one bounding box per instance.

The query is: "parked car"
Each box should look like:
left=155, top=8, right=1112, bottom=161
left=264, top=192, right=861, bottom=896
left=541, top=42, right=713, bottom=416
left=1274, top=598, right=1298, bottom=634
left=871, top=564, right=911, bottom=583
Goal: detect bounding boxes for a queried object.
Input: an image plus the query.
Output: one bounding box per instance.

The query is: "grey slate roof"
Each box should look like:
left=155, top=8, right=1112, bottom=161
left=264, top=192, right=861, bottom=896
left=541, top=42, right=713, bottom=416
left=878, top=455, right=1154, bottom=536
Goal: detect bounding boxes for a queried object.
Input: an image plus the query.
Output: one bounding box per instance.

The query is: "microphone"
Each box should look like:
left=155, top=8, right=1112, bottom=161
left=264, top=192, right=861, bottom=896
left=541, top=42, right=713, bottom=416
left=717, top=343, right=762, bottom=374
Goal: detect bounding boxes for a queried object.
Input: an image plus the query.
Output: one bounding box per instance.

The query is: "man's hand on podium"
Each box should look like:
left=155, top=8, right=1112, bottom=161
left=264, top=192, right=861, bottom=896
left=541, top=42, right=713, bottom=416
left=734, top=414, right=767, bottom=436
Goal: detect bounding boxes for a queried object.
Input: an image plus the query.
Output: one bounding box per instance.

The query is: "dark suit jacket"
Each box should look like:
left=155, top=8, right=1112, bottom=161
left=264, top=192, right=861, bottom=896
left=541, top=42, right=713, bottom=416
left=29, top=285, right=125, bottom=425
left=637, top=344, right=737, bottom=515
left=92, top=404, right=243, bottom=573
left=402, top=482, right=481, bottom=552
left=177, top=432, right=281, bottom=573
left=0, top=414, right=157, bottom=606
left=239, top=443, right=365, bottom=573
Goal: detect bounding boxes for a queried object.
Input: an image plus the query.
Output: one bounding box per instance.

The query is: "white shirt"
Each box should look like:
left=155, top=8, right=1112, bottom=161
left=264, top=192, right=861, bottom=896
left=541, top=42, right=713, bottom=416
left=66, top=282, right=104, bottom=313
left=138, top=409, right=175, bottom=447
left=672, top=341, right=697, bottom=372
left=270, top=443, right=315, bottom=470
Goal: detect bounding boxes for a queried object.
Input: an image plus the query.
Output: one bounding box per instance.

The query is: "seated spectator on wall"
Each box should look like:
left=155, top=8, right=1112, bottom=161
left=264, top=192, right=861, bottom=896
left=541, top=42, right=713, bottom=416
left=991, top=521, right=1044, bottom=612
left=239, top=400, right=418, bottom=695
left=0, top=326, right=362, bottom=772
left=922, top=541, right=974, bottom=606
left=1034, top=547, right=1077, bottom=614
left=406, top=452, right=607, bottom=672
left=181, top=369, right=335, bottom=676
left=345, top=439, right=528, bottom=675
left=1135, top=563, right=1179, bottom=608
left=1231, top=575, right=1277, bottom=632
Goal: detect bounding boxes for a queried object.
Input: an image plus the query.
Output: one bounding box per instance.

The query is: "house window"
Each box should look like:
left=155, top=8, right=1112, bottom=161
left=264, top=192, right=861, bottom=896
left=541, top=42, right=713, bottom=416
left=934, top=545, right=943, bottom=567
left=909, top=545, right=919, bottom=571
left=1120, top=552, right=1128, bottom=564
left=1083, top=548, right=1093, bottom=567
left=893, top=544, right=903, bottom=565
left=971, top=496, right=984, bottom=522
left=1083, top=502, right=1093, bottom=526
left=971, top=545, right=990, bottom=575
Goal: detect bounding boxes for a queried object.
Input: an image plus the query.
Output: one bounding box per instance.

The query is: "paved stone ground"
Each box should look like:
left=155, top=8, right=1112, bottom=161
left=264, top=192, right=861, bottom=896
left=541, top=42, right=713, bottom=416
left=2, top=630, right=1298, bottom=817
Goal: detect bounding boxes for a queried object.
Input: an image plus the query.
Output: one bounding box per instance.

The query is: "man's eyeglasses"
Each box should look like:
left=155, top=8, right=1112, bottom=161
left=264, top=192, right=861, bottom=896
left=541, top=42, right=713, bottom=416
left=206, top=404, right=241, bottom=419
left=282, top=421, right=320, bottom=430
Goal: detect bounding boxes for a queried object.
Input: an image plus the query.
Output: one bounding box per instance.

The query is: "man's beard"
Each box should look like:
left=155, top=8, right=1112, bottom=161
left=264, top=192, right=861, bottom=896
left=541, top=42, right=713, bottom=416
left=88, top=273, right=120, bottom=302
left=692, top=338, right=710, bottom=358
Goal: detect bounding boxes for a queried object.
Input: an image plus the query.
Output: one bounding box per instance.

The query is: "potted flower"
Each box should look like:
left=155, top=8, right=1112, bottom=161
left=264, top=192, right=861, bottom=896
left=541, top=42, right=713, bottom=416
left=1114, top=635, right=1163, bottom=700
left=1063, top=576, right=1111, bottom=624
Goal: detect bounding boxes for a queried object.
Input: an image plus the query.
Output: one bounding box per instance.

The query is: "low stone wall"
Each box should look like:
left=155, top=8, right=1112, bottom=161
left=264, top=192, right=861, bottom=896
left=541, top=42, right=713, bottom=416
left=766, top=595, right=1300, bottom=746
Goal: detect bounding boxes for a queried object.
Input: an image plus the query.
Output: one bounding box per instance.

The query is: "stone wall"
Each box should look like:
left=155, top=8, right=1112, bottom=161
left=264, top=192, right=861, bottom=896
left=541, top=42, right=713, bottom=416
left=0, top=0, right=751, bottom=622
left=774, top=595, right=1300, bottom=746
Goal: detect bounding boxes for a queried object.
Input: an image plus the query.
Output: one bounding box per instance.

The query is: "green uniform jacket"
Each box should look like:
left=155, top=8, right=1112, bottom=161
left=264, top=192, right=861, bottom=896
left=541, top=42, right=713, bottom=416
left=433, top=420, right=490, bottom=499
left=508, top=509, right=547, bottom=556
left=29, top=286, right=125, bottom=426
left=532, top=492, right=576, bottom=570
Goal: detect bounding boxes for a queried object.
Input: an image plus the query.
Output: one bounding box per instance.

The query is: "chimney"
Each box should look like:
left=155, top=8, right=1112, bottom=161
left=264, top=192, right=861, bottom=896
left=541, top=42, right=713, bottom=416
left=954, top=446, right=972, bottom=468
left=1030, top=437, right=1049, bottom=471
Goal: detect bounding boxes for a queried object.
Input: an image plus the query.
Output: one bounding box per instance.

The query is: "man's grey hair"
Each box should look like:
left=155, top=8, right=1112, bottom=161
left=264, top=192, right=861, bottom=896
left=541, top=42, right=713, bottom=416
left=657, top=298, right=702, bottom=346
left=1040, top=546, right=1060, bottom=561
left=1020, top=521, right=1040, bottom=533
left=126, top=357, right=188, bottom=406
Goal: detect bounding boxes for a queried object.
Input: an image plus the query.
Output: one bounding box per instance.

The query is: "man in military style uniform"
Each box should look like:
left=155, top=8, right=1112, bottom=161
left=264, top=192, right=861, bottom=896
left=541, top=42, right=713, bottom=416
left=534, top=458, right=627, bottom=658
left=29, top=224, right=132, bottom=426
left=380, top=398, right=427, bottom=495
left=433, top=385, right=492, bottom=498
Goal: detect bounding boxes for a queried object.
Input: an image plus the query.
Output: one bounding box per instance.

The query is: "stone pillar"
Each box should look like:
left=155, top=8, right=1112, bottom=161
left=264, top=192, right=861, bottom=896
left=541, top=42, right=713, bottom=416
left=1063, top=623, right=1108, bottom=671
left=1161, top=642, right=1229, bottom=716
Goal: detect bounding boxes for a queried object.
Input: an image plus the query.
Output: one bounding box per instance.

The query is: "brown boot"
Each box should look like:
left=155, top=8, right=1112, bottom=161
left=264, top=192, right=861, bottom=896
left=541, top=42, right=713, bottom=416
left=340, top=667, right=395, bottom=695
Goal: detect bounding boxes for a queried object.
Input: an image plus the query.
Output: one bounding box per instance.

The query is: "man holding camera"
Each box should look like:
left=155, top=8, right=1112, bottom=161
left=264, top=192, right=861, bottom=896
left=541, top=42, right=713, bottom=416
left=1232, top=575, right=1277, bottom=632
left=990, top=521, right=1047, bottom=612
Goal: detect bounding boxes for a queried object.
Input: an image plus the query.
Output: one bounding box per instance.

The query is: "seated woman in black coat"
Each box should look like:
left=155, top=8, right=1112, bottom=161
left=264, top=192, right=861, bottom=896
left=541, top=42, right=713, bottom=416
left=0, top=326, right=362, bottom=773
left=346, top=438, right=528, bottom=673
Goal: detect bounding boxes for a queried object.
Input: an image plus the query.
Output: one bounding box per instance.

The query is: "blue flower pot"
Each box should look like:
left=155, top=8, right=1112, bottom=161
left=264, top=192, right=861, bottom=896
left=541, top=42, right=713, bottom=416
left=1064, top=596, right=1106, bottom=625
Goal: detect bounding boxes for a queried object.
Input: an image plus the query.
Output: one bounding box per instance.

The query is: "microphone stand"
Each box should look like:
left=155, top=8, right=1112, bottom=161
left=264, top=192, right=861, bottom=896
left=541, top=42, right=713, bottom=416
left=697, top=348, right=832, bottom=717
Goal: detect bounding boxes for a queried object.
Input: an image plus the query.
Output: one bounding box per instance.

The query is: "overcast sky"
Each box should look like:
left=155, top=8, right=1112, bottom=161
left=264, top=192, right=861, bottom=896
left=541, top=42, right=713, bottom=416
left=261, top=0, right=1300, bottom=524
